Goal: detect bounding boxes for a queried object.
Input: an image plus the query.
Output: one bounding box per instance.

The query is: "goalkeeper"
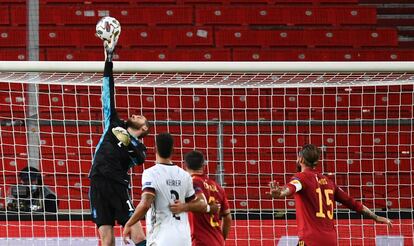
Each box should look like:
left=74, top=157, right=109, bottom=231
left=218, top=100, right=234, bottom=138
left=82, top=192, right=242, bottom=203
left=88, top=35, right=149, bottom=246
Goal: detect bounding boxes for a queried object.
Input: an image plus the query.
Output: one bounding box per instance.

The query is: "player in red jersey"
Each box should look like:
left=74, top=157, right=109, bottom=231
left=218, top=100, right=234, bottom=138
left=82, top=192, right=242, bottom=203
left=268, top=144, right=392, bottom=246
left=170, top=150, right=232, bottom=246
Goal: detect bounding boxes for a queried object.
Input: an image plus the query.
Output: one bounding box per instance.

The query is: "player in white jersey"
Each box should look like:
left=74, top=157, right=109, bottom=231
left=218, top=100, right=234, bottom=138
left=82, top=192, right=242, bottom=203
left=123, top=133, right=208, bottom=246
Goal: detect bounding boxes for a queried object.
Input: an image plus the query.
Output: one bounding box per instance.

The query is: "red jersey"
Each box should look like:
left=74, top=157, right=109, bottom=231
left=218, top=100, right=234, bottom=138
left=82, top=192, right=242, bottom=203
left=190, top=174, right=230, bottom=246
left=287, top=169, right=363, bottom=246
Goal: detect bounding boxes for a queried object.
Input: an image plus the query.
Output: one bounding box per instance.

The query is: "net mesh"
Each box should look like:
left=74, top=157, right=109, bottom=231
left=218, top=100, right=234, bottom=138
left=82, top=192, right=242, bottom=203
left=0, top=72, right=413, bottom=245
left=0, top=72, right=413, bottom=88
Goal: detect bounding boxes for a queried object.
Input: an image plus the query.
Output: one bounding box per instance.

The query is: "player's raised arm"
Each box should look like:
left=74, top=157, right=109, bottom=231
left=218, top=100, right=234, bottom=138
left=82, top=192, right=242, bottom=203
left=103, top=36, right=150, bottom=161
left=101, top=39, right=119, bottom=127
left=334, top=185, right=393, bottom=228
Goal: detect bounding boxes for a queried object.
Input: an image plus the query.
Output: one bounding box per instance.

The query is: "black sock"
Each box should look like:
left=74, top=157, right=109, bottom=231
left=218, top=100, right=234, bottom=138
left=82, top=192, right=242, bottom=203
left=135, top=239, right=146, bottom=246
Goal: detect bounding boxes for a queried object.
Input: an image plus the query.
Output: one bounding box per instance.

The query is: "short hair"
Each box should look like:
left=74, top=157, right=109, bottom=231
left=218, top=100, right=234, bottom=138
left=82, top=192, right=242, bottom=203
left=184, top=150, right=205, bottom=170
left=156, top=133, right=174, bottom=158
left=299, top=144, right=321, bottom=168
left=126, top=118, right=150, bottom=138
left=19, top=166, right=41, bottom=183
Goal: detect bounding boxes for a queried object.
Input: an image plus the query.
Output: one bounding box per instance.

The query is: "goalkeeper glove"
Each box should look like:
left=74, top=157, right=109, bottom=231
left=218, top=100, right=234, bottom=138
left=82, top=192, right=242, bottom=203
left=104, top=34, right=117, bottom=62
left=112, top=127, right=131, bottom=146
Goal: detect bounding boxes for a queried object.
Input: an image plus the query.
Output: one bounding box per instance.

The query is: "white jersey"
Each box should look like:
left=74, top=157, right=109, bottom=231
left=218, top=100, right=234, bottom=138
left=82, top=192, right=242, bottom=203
left=142, top=163, right=196, bottom=246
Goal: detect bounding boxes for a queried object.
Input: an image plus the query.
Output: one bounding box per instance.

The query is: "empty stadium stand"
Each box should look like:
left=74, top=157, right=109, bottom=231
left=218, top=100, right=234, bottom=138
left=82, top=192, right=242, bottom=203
left=1, top=0, right=413, bottom=61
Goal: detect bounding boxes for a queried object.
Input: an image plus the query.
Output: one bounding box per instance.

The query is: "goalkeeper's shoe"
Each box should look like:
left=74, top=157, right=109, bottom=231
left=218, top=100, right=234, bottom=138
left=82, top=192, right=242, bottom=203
left=104, top=34, right=118, bottom=62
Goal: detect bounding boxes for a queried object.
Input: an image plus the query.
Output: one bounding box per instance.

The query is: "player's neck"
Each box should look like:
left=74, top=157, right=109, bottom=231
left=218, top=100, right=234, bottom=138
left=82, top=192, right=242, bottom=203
left=301, top=166, right=313, bottom=172
left=187, top=169, right=204, bottom=176
left=127, top=128, right=139, bottom=140
left=156, top=156, right=173, bottom=165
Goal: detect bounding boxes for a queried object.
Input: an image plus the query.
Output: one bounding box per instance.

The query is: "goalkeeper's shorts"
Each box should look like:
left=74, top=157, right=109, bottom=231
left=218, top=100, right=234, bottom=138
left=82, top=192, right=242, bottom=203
left=89, top=177, right=134, bottom=227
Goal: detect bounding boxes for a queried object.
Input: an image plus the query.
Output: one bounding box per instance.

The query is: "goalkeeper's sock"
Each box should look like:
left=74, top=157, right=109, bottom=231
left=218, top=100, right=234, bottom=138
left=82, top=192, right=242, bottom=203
left=135, top=240, right=146, bottom=246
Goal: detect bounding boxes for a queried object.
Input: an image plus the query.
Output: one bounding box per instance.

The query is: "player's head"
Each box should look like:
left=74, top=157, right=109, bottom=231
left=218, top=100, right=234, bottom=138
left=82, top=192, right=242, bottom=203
left=184, top=150, right=205, bottom=171
left=127, top=114, right=150, bottom=139
left=297, top=144, right=321, bottom=170
left=19, top=166, right=42, bottom=187
left=156, top=132, right=174, bottom=159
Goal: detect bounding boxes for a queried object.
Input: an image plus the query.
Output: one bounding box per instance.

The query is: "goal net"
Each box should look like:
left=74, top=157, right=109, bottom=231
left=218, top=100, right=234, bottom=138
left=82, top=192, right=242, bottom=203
left=0, top=62, right=413, bottom=245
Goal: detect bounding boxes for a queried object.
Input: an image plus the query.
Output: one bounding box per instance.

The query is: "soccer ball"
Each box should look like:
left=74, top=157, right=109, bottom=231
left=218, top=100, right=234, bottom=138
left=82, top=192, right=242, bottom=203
left=95, top=16, right=121, bottom=42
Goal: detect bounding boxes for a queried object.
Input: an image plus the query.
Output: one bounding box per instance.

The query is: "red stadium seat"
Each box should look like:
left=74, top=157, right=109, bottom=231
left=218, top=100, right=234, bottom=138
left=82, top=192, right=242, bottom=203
left=1, top=157, right=29, bottom=172
left=0, top=8, right=9, bottom=25
left=40, top=0, right=132, bottom=3
left=40, top=27, right=212, bottom=48
left=122, top=27, right=214, bottom=47
left=216, top=28, right=398, bottom=48
left=0, top=28, right=26, bottom=47
left=46, top=48, right=104, bottom=61
left=354, top=49, right=414, bottom=61
left=0, top=49, right=47, bottom=61
left=196, top=6, right=376, bottom=26
left=41, top=159, right=92, bottom=174
left=39, top=28, right=102, bottom=47
left=231, top=0, right=271, bottom=3
left=182, top=0, right=227, bottom=4
left=83, top=48, right=231, bottom=61
left=47, top=48, right=231, bottom=61
left=0, top=0, right=25, bottom=2
left=0, top=82, right=27, bottom=91
left=233, top=48, right=414, bottom=61
left=0, top=88, right=27, bottom=120
left=274, top=0, right=357, bottom=3
left=144, top=48, right=231, bottom=61
left=21, top=6, right=193, bottom=26
left=42, top=174, right=89, bottom=210
left=9, top=5, right=25, bottom=26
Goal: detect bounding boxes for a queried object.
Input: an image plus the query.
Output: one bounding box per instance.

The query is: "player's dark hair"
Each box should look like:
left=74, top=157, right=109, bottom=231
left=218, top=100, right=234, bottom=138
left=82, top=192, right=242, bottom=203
left=300, top=144, right=321, bottom=168
left=184, top=150, right=205, bottom=170
left=19, top=166, right=42, bottom=184
left=156, top=133, right=174, bottom=158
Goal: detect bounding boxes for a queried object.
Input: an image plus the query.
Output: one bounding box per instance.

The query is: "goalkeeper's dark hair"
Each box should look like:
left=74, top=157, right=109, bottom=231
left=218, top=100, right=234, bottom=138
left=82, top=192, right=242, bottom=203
left=184, top=150, right=205, bottom=171
left=300, top=144, right=321, bottom=168
left=127, top=118, right=150, bottom=138
left=156, top=133, right=174, bottom=159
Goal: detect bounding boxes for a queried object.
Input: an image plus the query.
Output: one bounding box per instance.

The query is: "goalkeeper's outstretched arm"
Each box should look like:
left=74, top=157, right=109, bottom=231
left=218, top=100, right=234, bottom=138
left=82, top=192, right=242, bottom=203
left=102, top=56, right=119, bottom=128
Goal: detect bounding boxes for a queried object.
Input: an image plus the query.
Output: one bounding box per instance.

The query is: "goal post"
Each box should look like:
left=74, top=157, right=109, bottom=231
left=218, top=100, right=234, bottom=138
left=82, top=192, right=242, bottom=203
left=1, top=61, right=414, bottom=72
left=0, top=62, right=413, bottom=245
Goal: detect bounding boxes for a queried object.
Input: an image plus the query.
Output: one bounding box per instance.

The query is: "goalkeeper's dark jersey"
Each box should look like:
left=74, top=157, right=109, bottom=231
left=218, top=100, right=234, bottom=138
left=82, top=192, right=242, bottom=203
left=88, top=61, right=147, bottom=187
